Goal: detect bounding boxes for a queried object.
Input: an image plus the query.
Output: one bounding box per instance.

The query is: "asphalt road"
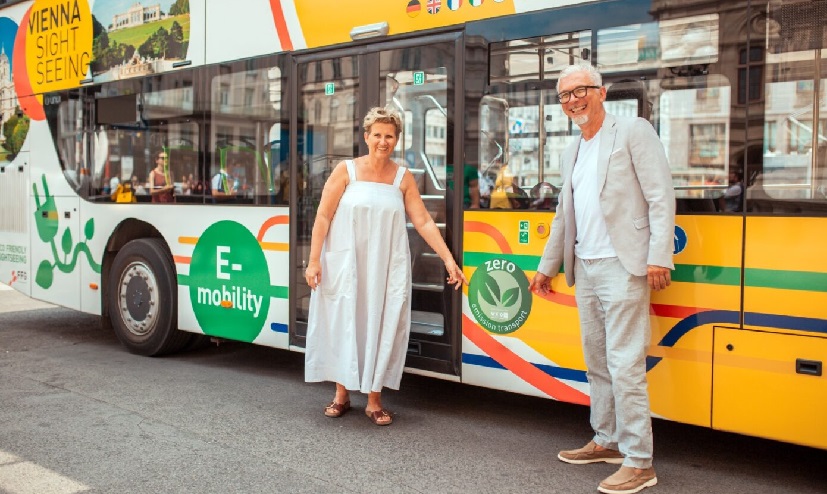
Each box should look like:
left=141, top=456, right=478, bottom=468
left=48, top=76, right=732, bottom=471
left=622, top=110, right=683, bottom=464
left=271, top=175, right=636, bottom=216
left=1, top=285, right=825, bottom=494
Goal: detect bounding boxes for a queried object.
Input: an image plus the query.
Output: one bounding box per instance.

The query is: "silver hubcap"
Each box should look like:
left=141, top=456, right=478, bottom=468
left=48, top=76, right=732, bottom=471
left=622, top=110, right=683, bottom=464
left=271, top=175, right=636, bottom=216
left=117, top=261, right=158, bottom=337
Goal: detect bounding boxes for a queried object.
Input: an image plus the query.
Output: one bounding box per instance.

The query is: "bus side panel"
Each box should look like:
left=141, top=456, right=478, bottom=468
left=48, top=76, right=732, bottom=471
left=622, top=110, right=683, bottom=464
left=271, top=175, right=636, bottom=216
left=742, top=217, right=827, bottom=327
left=27, top=124, right=83, bottom=311
left=714, top=217, right=827, bottom=448
left=167, top=206, right=291, bottom=349
left=462, top=210, right=590, bottom=403
left=205, top=0, right=281, bottom=63
left=461, top=211, right=741, bottom=428
left=0, top=151, right=31, bottom=296
left=646, top=215, right=742, bottom=427
left=187, top=0, right=207, bottom=69
left=78, top=201, right=140, bottom=316
left=713, top=328, right=827, bottom=449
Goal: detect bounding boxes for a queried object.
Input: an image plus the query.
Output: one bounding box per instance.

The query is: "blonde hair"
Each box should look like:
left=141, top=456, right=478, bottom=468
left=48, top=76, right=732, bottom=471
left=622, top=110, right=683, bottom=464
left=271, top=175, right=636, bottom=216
left=363, top=107, right=402, bottom=136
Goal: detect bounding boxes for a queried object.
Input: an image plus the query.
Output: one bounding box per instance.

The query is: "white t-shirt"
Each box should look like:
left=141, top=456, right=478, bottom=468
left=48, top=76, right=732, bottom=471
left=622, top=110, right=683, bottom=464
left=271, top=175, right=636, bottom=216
left=571, top=130, right=617, bottom=260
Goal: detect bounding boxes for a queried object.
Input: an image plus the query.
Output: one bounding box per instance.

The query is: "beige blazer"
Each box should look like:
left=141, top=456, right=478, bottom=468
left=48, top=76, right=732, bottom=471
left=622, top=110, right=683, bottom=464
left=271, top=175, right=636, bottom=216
left=537, top=114, right=676, bottom=286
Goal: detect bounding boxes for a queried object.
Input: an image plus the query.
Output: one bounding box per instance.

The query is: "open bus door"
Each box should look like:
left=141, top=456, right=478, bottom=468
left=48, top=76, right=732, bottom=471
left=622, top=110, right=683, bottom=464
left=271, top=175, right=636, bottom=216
left=289, top=34, right=463, bottom=377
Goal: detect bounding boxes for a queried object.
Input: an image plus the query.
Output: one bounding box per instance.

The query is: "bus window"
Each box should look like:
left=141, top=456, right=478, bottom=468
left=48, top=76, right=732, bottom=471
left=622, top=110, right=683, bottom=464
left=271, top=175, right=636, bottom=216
left=596, top=17, right=734, bottom=213
left=657, top=78, right=732, bottom=207
left=140, top=83, right=197, bottom=202
left=77, top=74, right=199, bottom=204
left=380, top=67, right=448, bottom=185
left=752, top=1, right=827, bottom=213
left=483, top=31, right=592, bottom=210
left=424, top=108, right=447, bottom=182
left=384, top=75, right=413, bottom=158
left=479, top=89, right=563, bottom=210
left=55, top=94, right=88, bottom=196
left=208, top=57, right=285, bottom=205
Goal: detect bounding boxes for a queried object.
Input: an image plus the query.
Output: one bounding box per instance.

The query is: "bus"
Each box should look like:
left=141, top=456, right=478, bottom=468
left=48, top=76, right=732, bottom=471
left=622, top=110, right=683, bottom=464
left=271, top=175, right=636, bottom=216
left=0, top=0, right=824, bottom=450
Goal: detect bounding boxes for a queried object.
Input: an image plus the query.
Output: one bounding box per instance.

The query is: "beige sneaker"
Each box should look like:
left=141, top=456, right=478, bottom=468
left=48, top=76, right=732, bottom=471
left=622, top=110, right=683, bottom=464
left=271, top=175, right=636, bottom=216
left=598, top=465, right=657, bottom=494
left=557, top=440, right=624, bottom=464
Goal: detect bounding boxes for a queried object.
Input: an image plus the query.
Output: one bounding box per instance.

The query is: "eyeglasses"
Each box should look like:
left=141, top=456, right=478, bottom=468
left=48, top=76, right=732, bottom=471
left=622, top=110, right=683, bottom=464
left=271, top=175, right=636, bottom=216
left=557, top=85, right=601, bottom=103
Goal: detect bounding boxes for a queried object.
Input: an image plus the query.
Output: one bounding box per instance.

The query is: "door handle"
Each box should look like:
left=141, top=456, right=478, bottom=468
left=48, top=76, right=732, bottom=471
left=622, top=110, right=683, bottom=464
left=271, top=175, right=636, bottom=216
left=796, top=359, right=822, bottom=377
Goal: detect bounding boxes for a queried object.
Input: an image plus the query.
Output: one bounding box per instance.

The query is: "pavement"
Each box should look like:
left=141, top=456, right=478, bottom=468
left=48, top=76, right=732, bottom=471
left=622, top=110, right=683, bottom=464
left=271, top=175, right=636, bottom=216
left=0, top=285, right=825, bottom=493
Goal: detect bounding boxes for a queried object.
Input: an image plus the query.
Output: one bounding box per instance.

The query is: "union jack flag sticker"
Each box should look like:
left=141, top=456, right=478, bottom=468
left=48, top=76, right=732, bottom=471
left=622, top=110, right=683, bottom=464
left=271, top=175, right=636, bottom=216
left=427, top=0, right=442, bottom=14
left=447, top=0, right=462, bottom=10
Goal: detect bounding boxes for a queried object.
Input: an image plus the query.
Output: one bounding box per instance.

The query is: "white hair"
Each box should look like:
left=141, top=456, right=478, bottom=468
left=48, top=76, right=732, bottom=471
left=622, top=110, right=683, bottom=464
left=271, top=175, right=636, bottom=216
left=557, top=64, right=603, bottom=92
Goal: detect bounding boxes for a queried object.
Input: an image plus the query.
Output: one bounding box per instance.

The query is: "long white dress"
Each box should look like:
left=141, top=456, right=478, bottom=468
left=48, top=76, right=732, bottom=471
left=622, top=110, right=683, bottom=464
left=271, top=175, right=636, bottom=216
left=305, top=160, right=412, bottom=393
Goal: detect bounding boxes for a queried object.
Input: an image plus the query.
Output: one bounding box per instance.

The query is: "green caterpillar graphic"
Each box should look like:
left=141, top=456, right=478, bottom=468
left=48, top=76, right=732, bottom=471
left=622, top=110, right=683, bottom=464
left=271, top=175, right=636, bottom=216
left=33, top=175, right=102, bottom=288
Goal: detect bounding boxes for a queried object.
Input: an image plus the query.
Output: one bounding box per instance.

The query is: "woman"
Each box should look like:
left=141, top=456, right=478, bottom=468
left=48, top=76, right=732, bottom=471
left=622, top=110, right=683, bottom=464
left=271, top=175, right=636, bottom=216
left=148, top=150, right=174, bottom=203
left=304, top=107, right=466, bottom=426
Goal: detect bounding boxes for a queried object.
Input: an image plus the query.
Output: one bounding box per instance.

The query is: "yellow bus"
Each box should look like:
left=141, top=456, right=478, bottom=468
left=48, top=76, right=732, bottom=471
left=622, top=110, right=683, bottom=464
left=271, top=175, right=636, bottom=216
left=0, top=0, right=824, bottom=450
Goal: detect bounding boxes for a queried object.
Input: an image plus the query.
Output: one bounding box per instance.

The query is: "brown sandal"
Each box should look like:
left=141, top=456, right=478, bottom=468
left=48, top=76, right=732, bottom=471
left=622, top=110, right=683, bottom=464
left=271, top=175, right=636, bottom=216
left=365, top=408, right=393, bottom=426
left=324, top=401, right=351, bottom=418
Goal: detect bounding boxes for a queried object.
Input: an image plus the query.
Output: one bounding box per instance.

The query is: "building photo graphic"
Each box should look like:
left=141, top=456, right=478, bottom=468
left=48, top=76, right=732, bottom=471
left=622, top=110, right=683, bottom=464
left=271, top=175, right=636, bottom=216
left=91, top=0, right=190, bottom=81
left=0, top=16, right=27, bottom=164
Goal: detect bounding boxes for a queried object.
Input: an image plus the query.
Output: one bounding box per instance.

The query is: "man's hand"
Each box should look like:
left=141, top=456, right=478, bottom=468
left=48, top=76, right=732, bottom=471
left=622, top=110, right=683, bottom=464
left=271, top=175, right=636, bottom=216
left=647, top=265, right=671, bottom=291
left=530, top=272, right=553, bottom=295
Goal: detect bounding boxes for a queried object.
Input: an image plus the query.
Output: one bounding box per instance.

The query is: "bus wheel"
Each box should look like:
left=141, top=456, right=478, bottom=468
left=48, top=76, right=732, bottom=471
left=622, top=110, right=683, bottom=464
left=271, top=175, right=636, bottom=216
left=108, top=238, right=189, bottom=356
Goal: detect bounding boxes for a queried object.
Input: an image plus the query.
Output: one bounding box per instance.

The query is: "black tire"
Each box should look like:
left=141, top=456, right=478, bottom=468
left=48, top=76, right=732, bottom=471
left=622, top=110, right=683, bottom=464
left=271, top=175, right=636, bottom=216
left=107, top=238, right=190, bottom=356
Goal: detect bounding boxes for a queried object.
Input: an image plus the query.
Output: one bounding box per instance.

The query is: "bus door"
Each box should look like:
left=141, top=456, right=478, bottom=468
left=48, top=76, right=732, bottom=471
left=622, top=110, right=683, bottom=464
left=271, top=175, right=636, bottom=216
left=716, top=0, right=827, bottom=448
left=290, top=33, right=463, bottom=376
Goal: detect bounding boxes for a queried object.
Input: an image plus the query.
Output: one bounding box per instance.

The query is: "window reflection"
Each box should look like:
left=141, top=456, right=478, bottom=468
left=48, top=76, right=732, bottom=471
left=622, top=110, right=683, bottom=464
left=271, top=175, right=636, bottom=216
left=753, top=0, right=827, bottom=209
left=210, top=62, right=283, bottom=205
left=483, top=20, right=739, bottom=212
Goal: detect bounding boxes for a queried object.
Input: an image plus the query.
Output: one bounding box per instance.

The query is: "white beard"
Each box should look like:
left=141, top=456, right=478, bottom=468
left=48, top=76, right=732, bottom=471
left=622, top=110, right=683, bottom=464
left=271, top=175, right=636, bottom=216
left=572, top=114, right=588, bottom=126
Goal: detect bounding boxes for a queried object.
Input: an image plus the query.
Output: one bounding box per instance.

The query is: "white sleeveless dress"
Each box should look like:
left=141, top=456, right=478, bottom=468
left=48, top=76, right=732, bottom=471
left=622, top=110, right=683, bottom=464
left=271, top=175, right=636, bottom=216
left=305, top=160, right=412, bottom=393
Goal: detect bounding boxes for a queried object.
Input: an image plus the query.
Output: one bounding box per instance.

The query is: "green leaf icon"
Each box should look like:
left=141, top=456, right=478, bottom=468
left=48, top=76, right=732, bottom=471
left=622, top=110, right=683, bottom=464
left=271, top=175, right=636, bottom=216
left=84, top=218, right=95, bottom=239
left=479, top=271, right=501, bottom=306
left=61, top=228, right=73, bottom=256
left=501, top=287, right=519, bottom=308
left=35, top=260, right=53, bottom=289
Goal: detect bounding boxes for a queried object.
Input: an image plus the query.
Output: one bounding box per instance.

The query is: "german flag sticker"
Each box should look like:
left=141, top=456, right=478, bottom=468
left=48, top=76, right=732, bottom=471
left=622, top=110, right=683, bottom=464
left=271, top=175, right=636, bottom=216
left=407, top=0, right=422, bottom=17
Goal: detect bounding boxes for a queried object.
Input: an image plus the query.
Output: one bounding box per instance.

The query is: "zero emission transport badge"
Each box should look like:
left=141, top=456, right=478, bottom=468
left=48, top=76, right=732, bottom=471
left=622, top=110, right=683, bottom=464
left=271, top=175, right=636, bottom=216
left=468, top=258, right=531, bottom=334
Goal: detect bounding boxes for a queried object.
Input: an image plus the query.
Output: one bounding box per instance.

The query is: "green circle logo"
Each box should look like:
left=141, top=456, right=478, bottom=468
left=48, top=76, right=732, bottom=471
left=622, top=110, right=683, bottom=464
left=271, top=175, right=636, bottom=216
left=468, top=258, right=532, bottom=334
left=188, top=221, right=270, bottom=342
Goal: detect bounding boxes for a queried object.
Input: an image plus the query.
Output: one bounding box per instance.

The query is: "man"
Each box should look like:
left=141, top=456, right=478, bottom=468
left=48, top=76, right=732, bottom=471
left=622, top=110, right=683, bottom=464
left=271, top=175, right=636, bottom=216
left=721, top=169, right=744, bottom=212
left=530, top=64, right=675, bottom=494
left=210, top=166, right=235, bottom=201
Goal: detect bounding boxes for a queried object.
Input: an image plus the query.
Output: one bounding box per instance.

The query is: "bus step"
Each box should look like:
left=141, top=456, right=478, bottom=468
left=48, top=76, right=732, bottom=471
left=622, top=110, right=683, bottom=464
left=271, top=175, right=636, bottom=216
left=407, top=222, right=446, bottom=229
left=412, top=282, right=443, bottom=292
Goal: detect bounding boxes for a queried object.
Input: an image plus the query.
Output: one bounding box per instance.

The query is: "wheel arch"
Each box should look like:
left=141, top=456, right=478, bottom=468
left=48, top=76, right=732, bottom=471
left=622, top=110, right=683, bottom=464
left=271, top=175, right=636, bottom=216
left=100, top=219, right=171, bottom=324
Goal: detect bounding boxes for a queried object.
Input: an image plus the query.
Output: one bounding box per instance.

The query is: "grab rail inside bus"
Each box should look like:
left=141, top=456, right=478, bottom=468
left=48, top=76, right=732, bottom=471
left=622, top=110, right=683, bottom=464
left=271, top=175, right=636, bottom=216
left=480, top=129, right=504, bottom=176
left=417, top=150, right=445, bottom=192
left=417, top=94, right=447, bottom=117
